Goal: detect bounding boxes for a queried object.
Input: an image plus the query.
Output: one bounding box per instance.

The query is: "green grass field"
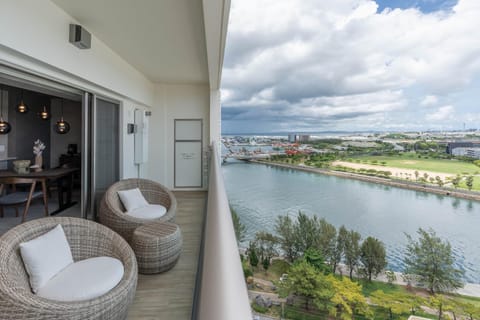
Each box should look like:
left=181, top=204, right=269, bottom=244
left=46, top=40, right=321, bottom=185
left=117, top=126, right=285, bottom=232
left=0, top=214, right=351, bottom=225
left=352, top=154, right=480, bottom=175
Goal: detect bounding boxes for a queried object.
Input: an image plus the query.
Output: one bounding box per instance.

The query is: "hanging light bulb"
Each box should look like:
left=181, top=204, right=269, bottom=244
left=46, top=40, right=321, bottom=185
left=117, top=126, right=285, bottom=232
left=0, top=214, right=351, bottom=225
left=0, top=86, right=11, bottom=135
left=16, top=89, right=28, bottom=113
left=54, top=99, right=70, bottom=134
left=39, top=105, right=50, bottom=120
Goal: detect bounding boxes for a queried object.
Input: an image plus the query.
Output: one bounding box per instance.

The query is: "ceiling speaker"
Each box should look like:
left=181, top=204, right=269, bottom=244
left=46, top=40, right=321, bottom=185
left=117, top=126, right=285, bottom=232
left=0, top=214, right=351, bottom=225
left=69, top=24, right=91, bottom=49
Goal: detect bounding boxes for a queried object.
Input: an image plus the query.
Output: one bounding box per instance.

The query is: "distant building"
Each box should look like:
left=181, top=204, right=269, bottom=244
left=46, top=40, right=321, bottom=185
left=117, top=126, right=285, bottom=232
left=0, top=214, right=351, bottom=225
left=288, top=134, right=297, bottom=143
left=466, top=148, right=480, bottom=159
left=446, top=141, right=480, bottom=155
left=298, top=135, right=310, bottom=143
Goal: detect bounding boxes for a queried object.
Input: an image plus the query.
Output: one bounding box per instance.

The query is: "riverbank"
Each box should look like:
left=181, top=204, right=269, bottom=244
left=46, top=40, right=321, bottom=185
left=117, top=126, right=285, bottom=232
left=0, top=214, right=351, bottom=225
left=252, top=160, right=480, bottom=202
left=248, top=260, right=480, bottom=320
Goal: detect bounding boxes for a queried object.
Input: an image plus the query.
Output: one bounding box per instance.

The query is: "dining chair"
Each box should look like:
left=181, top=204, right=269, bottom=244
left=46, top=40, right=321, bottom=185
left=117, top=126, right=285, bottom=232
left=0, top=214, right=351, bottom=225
left=0, top=177, right=48, bottom=222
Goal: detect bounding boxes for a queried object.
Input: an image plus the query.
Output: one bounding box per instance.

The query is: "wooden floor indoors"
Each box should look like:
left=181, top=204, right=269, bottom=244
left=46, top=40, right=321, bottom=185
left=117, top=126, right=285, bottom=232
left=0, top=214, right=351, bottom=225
left=127, top=191, right=206, bottom=320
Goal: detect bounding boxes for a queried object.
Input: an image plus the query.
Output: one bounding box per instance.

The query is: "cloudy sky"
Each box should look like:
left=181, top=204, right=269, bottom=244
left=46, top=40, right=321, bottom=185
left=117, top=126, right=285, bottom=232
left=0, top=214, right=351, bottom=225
left=221, top=0, right=480, bottom=134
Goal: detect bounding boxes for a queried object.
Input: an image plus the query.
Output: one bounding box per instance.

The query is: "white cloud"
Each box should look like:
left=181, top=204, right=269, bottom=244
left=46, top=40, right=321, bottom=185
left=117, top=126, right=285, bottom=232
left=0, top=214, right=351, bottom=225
left=420, top=95, right=439, bottom=107
left=426, top=105, right=455, bottom=121
left=222, top=0, right=480, bottom=132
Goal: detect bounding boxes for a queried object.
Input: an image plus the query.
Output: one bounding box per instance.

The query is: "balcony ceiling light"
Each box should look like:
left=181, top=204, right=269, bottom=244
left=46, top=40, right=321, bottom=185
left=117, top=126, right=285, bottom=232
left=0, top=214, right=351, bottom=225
left=54, top=99, right=70, bottom=134
left=39, top=106, right=50, bottom=120
left=16, top=89, right=28, bottom=113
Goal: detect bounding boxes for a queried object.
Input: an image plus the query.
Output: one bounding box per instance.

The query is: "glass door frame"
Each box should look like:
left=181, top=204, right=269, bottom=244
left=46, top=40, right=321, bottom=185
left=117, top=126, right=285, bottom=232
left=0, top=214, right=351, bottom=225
left=83, top=93, right=121, bottom=220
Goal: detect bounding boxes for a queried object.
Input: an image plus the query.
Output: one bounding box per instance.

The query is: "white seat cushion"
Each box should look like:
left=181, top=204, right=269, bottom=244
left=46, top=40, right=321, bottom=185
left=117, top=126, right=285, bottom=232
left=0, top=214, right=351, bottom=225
left=126, top=204, right=167, bottom=220
left=19, top=225, right=73, bottom=293
left=36, top=257, right=124, bottom=302
left=117, top=188, right=148, bottom=212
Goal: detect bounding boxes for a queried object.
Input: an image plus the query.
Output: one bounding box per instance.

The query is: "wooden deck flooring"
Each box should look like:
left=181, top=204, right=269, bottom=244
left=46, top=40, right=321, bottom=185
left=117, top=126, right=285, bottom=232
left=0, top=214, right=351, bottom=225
left=127, top=191, right=206, bottom=320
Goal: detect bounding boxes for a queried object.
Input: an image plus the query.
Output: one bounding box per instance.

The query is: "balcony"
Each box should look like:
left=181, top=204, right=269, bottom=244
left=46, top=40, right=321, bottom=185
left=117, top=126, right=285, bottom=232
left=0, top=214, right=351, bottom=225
left=128, top=191, right=207, bottom=319
left=0, top=145, right=251, bottom=320
left=128, top=145, right=251, bottom=319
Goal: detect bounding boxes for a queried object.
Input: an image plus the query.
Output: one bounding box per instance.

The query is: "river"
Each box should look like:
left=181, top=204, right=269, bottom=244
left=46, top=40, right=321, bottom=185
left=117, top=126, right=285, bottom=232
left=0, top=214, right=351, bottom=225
left=222, top=160, right=480, bottom=283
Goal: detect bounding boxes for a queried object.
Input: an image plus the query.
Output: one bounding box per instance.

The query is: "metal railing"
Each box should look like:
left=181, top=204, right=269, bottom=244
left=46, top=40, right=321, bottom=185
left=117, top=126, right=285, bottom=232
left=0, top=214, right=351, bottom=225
left=193, top=143, right=252, bottom=320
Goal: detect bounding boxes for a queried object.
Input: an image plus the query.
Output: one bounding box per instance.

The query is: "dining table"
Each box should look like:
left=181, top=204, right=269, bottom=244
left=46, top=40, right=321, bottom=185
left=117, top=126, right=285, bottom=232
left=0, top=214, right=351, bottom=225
left=0, top=167, right=79, bottom=215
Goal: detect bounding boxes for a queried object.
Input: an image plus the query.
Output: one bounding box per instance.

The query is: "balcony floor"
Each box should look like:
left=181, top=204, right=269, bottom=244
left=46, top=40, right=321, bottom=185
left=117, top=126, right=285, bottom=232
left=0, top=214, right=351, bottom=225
left=0, top=190, right=206, bottom=320
left=128, top=191, right=206, bottom=320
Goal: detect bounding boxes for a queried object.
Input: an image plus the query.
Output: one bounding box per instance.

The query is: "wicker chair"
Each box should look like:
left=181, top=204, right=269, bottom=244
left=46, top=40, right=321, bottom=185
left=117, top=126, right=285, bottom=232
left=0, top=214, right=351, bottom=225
left=0, top=217, right=138, bottom=320
left=99, top=178, right=177, bottom=243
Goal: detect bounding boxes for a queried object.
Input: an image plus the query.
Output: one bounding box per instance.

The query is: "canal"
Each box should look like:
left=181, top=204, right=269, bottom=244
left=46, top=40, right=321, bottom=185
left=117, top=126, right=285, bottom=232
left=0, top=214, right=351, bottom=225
left=222, top=160, right=480, bottom=283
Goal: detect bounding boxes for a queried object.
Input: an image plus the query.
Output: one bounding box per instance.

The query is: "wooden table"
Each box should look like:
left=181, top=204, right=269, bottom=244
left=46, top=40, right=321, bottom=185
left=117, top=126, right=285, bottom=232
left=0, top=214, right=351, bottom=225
left=0, top=168, right=79, bottom=215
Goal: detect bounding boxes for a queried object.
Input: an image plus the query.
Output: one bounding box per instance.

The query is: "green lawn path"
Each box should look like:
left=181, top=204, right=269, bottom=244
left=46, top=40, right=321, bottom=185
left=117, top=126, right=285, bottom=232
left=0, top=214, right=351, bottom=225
left=351, top=154, right=480, bottom=175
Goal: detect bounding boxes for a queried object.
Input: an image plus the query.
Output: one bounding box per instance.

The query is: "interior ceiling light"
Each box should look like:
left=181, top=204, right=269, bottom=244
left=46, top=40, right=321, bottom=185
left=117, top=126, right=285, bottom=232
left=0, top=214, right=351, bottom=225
left=16, top=89, right=28, bottom=113
left=39, top=105, right=50, bottom=120
left=0, top=86, right=12, bottom=135
left=54, top=99, right=70, bottom=134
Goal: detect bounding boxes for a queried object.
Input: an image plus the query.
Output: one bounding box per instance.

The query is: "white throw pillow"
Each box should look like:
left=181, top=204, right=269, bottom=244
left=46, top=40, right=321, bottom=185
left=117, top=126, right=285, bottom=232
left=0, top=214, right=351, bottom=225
left=36, top=257, right=124, bottom=301
left=19, top=224, right=74, bottom=293
left=126, top=204, right=167, bottom=220
left=117, top=188, right=149, bottom=212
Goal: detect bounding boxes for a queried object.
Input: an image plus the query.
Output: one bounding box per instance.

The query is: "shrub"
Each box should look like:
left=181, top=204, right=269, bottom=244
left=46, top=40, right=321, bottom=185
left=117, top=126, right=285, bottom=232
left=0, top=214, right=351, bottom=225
left=251, top=302, right=268, bottom=314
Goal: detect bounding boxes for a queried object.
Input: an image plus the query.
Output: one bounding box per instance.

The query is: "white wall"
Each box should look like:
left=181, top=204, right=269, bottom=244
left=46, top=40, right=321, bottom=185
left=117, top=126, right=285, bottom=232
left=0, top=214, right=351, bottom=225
left=0, top=0, right=156, bottom=179
left=147, top=83, right=210, bottom=190
left=0, top=1, right=217, bottom=186
left=0, top=0, right=154, bottom=106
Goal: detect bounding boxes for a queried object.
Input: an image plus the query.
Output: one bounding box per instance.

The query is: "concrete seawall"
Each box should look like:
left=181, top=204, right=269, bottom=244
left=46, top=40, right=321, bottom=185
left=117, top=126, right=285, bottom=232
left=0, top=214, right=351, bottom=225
left=251, top=160, right=480, bottom=202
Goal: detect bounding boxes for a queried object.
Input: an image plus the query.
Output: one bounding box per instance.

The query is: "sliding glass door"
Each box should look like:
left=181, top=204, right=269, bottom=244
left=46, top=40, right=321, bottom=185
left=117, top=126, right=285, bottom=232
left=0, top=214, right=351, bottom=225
left=82, top=94, right=120, bottom=219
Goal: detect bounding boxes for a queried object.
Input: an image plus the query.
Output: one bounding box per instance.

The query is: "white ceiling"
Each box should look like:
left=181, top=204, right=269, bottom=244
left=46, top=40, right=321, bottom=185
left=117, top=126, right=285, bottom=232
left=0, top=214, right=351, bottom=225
left=51, top=0, right=209, bottom=84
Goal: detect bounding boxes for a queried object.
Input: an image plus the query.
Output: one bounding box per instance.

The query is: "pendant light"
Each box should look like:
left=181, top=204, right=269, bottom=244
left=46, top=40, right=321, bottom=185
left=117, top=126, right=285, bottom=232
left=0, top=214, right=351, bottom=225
left=0, top=86, right=12, bottom=134
left=16, top=89, right=28, bottom=113
left=39, top=105, right=50, bottom=120
left=54, top=99, right=70, bottom=134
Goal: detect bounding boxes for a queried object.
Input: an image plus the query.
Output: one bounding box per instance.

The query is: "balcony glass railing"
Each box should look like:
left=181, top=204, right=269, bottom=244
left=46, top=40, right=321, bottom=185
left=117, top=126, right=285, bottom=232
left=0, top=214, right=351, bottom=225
left=193, top=143, right=252, bottom=320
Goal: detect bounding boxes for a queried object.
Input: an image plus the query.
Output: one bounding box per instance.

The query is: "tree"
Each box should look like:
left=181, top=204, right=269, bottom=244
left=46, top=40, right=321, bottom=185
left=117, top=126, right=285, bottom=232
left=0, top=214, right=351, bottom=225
left=459, top=302, right=480, bottom=320
left=443, top=298, right=462, bottom=320
left=282, top=260, right=332, bottom=310
left=404, top=294, right=425, bottom=315
left=436, top=176, right=444, bottom=187
left=247, top=241, right=259, bottom=269
left=360, top=236, right=387, bottom=281
left=369, top=290, right=410, bottom=320
left=316, top=218, right=337, bottom=269
left=231, top=206, right=246, bottom=244
left=332, top=225, right=348, bottom=274
left=329, top=275, right=371, bottom=320
left=304, top=248, right=328, bottom=273
left=451, top=174, right=461, bottom=189
left=385, top=270, right=396, bottom=285
left=428, top=295, right=453, bottom=320
left=344, top=230, right=361, bottom=279
left=254, top=231, right=277, bottom=264
left=262, top=257, right=270, bottom=273
left=423, top=172, right=429, bottom=181
left=294, top=212, right=318, bottom=254
left=466, top=175, right=474, bottom=191
left=404, top=228, right=464, bottom=294
left=275, top=215, right=298, bottom=261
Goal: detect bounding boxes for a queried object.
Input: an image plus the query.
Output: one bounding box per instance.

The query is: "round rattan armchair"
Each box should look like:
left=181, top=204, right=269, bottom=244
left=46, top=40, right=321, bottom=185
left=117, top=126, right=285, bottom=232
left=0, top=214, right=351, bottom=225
left=0, top=217, right=138, bottom=320
left=99, top=178, right=177, bottom=243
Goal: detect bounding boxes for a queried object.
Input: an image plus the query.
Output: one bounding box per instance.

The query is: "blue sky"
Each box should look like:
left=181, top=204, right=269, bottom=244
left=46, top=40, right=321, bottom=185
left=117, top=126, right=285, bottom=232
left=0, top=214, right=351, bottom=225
left=221, top=0, right=480, bottom=134
left=376, top=0, right=458, bottom=13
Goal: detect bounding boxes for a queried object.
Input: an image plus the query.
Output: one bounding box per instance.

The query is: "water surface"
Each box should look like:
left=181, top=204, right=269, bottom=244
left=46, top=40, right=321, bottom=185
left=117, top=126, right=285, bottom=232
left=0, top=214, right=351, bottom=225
left=222, top=161, right=480, bottom=283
